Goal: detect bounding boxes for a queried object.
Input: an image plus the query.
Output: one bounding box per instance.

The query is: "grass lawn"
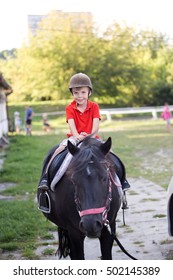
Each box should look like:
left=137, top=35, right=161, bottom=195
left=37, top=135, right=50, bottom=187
left=0, top=112, right=173, bottom=259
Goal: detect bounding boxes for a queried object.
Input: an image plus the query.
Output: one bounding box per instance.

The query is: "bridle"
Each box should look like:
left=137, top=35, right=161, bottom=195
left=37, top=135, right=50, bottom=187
left=78, top=177, right=112, bottom=224
left=73, top=161, right=138, bottom=260
left=73, top=162, right=121, bottom=225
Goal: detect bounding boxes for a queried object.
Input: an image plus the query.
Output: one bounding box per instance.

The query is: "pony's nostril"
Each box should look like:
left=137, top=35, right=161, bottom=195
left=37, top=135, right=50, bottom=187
left=96, top=220, right=102, bottom=230
left=79, top=218, right=103, bottom=237
left=79, top=221, right=87, bottom=234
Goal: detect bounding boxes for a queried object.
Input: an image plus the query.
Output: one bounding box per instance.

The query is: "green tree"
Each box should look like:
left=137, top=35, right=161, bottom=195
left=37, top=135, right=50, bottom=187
left=1, top=11, right=173, bottom=107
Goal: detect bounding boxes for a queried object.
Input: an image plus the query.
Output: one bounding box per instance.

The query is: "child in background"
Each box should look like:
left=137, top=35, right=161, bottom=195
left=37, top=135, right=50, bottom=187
left=161, top=102, right=172, bottom=132
left=14, top=111, right=21, bottom=134
left=42, top=113, right=51, bottom=133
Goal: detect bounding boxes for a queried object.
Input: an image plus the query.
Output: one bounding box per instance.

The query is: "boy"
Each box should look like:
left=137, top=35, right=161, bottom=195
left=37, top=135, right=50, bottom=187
left=38, top=73, right=101, bottom=190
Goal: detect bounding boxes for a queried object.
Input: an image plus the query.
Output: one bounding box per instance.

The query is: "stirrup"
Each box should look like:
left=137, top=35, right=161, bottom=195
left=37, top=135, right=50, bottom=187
left=122, top=201, right=129, bottom=209
left=122, top=191, right=129, bottom=209
left=122, top=180, right=131, bottom=191
left=38, top=185, right=49, bottom=191
left=38, top=191, right=51, bottom=213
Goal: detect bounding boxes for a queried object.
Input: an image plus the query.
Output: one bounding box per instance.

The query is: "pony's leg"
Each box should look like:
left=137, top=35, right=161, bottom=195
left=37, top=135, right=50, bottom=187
left=99, top=223, right=115, bottom=260
left=68, top=231, right=85, bottom=260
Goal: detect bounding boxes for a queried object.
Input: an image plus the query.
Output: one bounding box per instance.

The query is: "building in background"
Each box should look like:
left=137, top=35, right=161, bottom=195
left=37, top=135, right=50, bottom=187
left=28, top=14, right=47, bottom=36
left=0, top=72, right=13, bottom=146
left=28, top=10, right=93, bottom=36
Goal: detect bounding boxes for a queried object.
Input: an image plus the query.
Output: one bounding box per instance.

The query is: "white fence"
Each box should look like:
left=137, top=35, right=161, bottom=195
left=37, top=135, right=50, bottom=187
left=99, top=106, right=171, bottom=121
left=34, top=105, right=172, bottom=121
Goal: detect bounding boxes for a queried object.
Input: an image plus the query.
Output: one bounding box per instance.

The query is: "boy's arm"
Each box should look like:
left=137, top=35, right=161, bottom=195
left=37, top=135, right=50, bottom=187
left=91, top=118, right=100, bottom=137
left=68, top=119, right=85, bottom=140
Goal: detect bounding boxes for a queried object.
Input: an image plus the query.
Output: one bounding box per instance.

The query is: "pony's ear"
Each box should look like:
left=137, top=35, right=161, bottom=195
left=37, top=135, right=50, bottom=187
left=67, top=140, right=80, bottom=155
left=100, top=137, right=112, bottom=155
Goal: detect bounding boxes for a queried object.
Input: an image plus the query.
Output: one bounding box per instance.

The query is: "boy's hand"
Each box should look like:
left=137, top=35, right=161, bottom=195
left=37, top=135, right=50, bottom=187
left=75, top=132, right=87, bottom=141
left=80, top=132, right=88, bottom=136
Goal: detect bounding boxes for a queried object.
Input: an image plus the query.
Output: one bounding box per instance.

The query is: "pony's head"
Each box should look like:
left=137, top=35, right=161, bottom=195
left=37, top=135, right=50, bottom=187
left=67, top=137, right=116, bottom=238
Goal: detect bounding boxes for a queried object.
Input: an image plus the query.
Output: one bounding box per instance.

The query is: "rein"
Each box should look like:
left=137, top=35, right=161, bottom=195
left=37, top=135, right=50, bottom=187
left=104, top=222, right=138, bottom=260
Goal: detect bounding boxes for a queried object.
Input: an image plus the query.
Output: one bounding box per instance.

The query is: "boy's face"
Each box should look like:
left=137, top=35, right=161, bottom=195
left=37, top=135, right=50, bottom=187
left=72, top=87, right=91, bottom=105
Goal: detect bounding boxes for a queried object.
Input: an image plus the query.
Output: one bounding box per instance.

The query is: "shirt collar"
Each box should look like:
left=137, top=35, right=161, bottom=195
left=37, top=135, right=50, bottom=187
left=71, top=100, right=92, bottom=110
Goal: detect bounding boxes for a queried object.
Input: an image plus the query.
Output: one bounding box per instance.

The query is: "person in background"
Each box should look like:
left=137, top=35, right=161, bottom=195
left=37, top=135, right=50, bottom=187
left=42, top=113, right=51, bottom=133
left=161, top=102, right=172, bottom=132
left=25, top=106, right=34, bottom=135
left=14, top=111, right=21, bottom=134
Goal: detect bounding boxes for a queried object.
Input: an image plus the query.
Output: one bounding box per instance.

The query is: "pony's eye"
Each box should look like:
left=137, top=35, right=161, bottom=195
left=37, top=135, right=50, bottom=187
left=102, top=176, right=108, bottom=183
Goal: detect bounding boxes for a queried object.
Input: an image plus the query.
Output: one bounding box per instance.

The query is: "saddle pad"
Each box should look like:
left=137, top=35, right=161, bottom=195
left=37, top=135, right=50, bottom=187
left=48, top=148, right=67, bottom=178
left=50, top=152, right=73, bottom=191
left=49, top=142, right=83, bottom=191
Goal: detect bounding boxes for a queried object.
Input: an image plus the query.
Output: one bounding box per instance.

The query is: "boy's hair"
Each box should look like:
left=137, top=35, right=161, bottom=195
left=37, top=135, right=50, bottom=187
left=71, top=87, right=91, bottom=95
left=69, top=73, right=92, bottom=92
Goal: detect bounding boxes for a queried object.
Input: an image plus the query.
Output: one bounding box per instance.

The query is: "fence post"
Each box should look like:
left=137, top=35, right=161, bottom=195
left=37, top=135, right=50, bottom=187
left=106, top=111, right=112, bottom=121
left=152, top=109, right=157, bottom=119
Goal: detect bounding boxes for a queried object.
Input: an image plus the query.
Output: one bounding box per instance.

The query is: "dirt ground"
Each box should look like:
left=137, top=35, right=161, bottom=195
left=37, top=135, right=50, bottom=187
left=34, top=177, right=173, bottom=260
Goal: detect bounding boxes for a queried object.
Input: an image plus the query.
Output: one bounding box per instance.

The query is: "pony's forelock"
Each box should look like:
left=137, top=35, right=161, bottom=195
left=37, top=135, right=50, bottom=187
left=67, top=138, right=115, bottom=178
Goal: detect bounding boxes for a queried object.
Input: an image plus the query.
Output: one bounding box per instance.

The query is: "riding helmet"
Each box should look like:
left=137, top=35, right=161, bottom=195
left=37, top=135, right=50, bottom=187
left=69, top=73, right=92, bottom=92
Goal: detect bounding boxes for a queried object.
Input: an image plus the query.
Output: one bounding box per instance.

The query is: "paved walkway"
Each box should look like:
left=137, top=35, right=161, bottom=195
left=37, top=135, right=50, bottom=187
left=85, top=177, right=173, bottom=260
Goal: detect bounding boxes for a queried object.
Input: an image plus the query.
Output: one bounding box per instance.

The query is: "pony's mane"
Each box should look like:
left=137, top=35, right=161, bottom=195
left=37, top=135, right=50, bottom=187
left=67, top=137, right=115, bottom=177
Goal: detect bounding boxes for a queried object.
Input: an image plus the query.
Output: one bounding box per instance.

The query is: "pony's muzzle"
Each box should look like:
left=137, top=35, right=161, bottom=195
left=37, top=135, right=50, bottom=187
left=79, top=216, right=103, bottom=238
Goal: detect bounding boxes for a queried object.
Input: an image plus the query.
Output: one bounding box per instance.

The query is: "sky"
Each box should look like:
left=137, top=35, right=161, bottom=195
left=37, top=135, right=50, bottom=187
left=1, top=0, right=173, bottom=51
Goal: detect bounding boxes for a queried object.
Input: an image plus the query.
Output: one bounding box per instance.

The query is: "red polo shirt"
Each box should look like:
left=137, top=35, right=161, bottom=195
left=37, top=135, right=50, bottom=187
left=66, top=100, right=101, bottom=138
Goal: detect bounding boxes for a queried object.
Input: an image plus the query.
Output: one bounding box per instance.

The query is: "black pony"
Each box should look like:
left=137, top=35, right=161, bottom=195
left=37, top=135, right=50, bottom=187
left=37, top=137, right=124, bottom=260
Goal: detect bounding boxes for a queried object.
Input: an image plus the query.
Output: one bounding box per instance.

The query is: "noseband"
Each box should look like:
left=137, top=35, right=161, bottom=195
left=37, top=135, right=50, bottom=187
left=79, top=178, right=112, bottom=223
